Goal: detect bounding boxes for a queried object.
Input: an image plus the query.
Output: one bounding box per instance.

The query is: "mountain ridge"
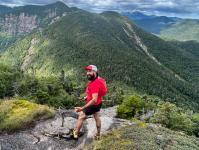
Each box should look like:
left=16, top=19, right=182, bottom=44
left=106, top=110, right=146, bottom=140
left=0, top=1, right=79, bottom=53
left=121, top=11, right=154, bottom=20
left=121, top=11, right=187, bottom=22
left=133, top=15, right=199, bottom=41
left=0, top=5, right=12, bottom=14
left=134, top=16, right=176, bottom=34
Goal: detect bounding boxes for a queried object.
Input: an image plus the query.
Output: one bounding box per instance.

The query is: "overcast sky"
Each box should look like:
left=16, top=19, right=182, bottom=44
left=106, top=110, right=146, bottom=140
left=1, top=0, right=199, bottom=19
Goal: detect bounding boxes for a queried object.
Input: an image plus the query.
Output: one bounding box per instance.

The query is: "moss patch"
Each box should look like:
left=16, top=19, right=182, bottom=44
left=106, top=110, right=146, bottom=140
left=0, top=100, right=55, bottom=132
left=84, top=124, right=199, bottom=150
left=138, top=122, right=148, bottom=127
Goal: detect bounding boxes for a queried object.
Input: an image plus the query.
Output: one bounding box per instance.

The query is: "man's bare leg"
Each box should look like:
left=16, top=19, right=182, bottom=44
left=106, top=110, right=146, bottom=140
left=93, top=111, right=101, bottom=134
left=76, top=111, right=87, bottom=133
left=73, top=111, right=87, bottom=139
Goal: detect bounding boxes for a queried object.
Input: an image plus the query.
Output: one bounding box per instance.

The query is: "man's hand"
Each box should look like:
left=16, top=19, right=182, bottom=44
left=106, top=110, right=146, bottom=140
left=75, top=107, right=83, bottom=112
left=78, top=97, right=87, bottom=101
left=75, top=94, right=98, bottom=112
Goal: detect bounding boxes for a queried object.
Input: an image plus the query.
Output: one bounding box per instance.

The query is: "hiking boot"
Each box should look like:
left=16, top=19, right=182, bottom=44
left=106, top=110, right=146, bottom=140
left=73, top=130, right=78, bottom=139
left=94, top=133, right=101, bottom=140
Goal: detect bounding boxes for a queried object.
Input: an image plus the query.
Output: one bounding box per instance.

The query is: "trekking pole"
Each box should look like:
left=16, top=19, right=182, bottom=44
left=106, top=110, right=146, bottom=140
left=59, top=98, right=86, bottom=127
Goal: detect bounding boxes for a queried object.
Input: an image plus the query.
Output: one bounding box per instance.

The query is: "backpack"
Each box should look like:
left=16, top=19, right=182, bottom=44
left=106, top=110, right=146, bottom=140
left=97, top=77, right=108, bottom=97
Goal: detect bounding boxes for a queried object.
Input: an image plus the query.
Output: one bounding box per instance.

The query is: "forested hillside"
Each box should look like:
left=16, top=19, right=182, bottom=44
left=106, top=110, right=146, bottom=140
left=0, top=1, right=79, bottom=53
left=160, top=19, right=199, bottom=41
left=1, top=8, right=199, bottom=111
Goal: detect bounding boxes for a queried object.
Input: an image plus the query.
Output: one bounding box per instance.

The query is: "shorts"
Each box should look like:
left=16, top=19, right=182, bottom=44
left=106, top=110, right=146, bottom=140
left=83, top=102, right=102, bottom=116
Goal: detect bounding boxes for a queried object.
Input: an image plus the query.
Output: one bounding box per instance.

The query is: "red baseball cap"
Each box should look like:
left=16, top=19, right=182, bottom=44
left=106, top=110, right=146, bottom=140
left=84, top=65, right=97, bottom=71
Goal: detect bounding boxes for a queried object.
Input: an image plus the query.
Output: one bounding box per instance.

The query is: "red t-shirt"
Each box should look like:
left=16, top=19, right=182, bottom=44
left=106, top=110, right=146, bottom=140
left=86, top=78, right=102, bottom=105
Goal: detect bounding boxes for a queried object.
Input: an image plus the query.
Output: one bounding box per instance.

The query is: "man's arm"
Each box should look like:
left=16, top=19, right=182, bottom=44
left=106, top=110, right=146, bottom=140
left=75, top=93, right=98, bottom=112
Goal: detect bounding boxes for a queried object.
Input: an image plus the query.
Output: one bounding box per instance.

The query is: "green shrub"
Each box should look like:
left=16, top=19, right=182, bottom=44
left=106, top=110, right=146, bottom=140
left=0, top=83, right=6, bottom=99
left=144, top=116, right=150, bottom=123
left=192, top=113, right=199, bottom=136
left=0, top=110, right=7, bottom=122
left=140, top=95, right=157, bottom=112
left=102, top=102, right=108, bottom=108
left=116, top=95, right=141, bottom=119
left=151, top=102, right=196, bottom=134
left=52, top=93, right=77, bottom=108
left=35, top=90, right=50, bottom=104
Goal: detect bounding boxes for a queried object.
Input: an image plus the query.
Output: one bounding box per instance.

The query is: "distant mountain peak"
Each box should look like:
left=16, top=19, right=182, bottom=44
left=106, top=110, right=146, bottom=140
left=150, top=14, right=157, bottom=17
left=101, top=11, right=122, bottom=18
left=55, top=1, right=65, bottom=4
left=50, top=1, right=68, bottom=6
left=133, top=11, right=143, bottom=14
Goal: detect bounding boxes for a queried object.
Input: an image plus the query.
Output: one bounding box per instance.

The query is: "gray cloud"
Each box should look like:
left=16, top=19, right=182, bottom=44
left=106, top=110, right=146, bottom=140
left=1, top=0, right=199, bottom=18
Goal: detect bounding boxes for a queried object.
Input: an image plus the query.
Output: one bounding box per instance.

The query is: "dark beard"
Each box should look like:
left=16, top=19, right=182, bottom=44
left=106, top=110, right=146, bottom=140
left=87, top=74, right=95, bottom=81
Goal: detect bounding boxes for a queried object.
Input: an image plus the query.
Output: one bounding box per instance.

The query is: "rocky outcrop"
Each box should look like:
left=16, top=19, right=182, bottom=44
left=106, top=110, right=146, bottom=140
left=21, top=38, right=39, bottom=69
left=0, top=106, right=133, bottom=150
left=0, top=8, right=67, bottom=36
left=0, top=13, right=38, bottom=35
left=124, top=23, right=162, bottom=65
left=49, top=16, right=60, bottom=25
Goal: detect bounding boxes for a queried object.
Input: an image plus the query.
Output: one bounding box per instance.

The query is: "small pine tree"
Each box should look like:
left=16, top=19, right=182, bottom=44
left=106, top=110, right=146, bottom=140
left=116, top=95, right=141, bottom=119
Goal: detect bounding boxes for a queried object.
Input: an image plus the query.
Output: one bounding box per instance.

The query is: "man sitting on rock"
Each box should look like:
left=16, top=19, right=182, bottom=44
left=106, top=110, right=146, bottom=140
left=73, top=65, right=106, bottom=140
